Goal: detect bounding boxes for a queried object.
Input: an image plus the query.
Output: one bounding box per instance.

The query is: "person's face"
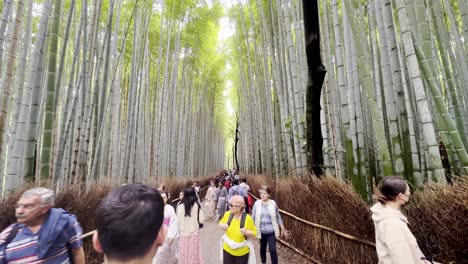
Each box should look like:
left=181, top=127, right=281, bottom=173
left=16, top=195, right=49, bottom=225
left=260, top=191, right=270, bottom=201
left=399, top=184, right=411, bottom=205
left=218, top=182, right=223, bottom=188
left=161, top=193, right=168, bottom=205
left=210, top=181, right=215, bottom=186
left=229, top=200, right=244, bottom=214
left=179, top=192, right=184, bottom=199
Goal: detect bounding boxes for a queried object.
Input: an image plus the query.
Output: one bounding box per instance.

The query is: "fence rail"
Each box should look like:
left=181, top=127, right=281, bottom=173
left=248, top=192, right=376, bottom=263
left=81, top=185, right=375, bottom=263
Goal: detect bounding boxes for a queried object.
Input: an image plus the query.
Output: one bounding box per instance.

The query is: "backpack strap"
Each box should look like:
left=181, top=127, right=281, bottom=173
left=226, top=212, right=248, bottom=239
left=0, top=224, right=20, bottom=254
left=227, top=212, right=234, bottom=226
left=5, top=224, right=20, bottom=245
left=240, top=212, right=247, bottom=229
left=197, top=203, right=201, bottom=223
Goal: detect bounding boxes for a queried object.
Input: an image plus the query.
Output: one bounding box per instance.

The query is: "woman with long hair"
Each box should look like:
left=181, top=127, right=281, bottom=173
left=177, top=187, right=205, bottom=264
left=371, top=176, right=439, bottom=264
left=252, top=186, right=290, bottom=264
left=153, top=191, right=179, bottom=264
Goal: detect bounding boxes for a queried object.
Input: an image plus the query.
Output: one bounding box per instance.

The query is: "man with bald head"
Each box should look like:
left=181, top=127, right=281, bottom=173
left=0, top=187, right=85, bottom=263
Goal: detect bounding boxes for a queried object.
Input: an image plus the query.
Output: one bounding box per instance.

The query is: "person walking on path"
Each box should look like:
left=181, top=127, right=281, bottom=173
left=0, top=187, right=85, bottom=264
left=154, top=191, right=179, bottom=264
left=219, top=195, right=257, bottom=264
left=239, top=179, right=251, bottom=214
left=205, top=180, right=217, bottom=219
left=216, top=181, right=229, bottom=220
left=177, top=187, right=205, bottom=264
left=228, top=180, right=245, bottom=202
left=252, top=186, right=290, bottom=264
left=371, top=176, right=440, bottom=264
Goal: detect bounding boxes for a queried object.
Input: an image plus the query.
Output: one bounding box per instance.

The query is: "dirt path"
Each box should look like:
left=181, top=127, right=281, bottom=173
left=199, top=207, right=308, bottom=264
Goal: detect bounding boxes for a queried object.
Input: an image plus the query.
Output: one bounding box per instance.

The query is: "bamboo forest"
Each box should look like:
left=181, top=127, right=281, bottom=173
left=0, top=0, right=467, bottom=263
left=1, top=0, right=467, bottom=197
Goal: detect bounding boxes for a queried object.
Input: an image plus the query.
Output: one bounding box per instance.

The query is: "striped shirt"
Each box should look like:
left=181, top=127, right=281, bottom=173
left=0, top=219, right=83, bottom=264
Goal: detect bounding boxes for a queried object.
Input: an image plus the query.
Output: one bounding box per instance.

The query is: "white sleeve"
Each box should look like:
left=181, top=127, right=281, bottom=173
left=167, top=206, right=179, bottom=239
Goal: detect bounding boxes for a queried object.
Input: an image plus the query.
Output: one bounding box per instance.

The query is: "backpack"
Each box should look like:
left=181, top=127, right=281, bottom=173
left=227, top=212, right=247, bottom=239
left=0, top=224, right=20, bottom=255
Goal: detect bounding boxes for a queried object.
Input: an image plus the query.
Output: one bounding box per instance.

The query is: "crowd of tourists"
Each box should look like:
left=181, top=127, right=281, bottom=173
left=0, top=171, right=440, bottom=264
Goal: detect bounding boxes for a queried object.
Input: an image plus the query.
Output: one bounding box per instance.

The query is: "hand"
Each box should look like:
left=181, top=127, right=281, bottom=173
left=281, top=229, right=291, bottom=240
left=220, top=223, right=229, bottom=231
left=240, top=228, right=249, bottom=237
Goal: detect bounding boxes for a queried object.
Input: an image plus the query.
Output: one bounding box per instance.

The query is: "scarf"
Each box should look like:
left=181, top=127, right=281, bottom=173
left=39, top=208, right=78, bottom=258
left=254, top=200, right=280, bottom=239
left=219, top=234, right=256, bottom=264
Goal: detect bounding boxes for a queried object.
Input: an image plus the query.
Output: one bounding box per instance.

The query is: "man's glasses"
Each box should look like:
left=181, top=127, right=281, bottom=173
left=229, top=203, right=240, bottom=208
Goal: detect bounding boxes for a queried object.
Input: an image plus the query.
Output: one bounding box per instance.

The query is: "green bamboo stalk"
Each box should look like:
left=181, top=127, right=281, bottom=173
left=395, top=0, right=446, bottom=183
left=415, top=44, right=468, bottom=175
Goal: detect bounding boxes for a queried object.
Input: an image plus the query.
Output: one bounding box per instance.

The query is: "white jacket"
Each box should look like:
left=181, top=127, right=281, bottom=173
left=371, top=203, right=427, bottom=264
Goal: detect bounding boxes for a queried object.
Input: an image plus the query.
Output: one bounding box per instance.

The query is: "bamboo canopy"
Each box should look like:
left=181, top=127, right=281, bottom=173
left=0, top=0, right=466, bottom=201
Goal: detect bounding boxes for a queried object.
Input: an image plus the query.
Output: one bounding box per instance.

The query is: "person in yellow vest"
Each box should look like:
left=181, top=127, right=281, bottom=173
left=219, top=195, right=257, bottom=264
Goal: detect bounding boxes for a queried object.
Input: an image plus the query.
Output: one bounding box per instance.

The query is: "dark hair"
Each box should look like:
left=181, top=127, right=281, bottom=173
left=377, top=176, right=408, bottom=204
left=233, top=179, right=239, bottom=185
left=183, top=187, right=199, bottom=217
left=241, top=178, right=247, bottom=183
left=259, top=185, right=271, bottom=195
left=95, top=184, right=164, bottom=261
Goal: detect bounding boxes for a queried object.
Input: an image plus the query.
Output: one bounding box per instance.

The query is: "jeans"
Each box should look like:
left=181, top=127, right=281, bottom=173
left=260, top=232, right=278, bottom=264
left=223, top=250, right=249, bottom=264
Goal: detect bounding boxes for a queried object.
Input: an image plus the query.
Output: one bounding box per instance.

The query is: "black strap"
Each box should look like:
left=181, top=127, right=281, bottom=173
left=227, top=212, right=247, bottom=228
left=227, top=212, right=234, bottom=226
left=197, top=203, right=200, bottom=223
left=5, top=224, right=20, bottom=245
left=1, top=224, right=20, bottom=256
left=227, top=212, right=247, bottom=239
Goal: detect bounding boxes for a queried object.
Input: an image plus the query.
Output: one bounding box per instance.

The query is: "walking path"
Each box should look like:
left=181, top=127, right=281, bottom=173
left=200, top=205, right=308, bottom=264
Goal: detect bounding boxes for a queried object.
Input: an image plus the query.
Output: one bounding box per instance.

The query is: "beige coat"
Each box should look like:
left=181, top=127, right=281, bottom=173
left=371, top=203, right=428, bottom=264
left=177, top=203, right=205, bottom=236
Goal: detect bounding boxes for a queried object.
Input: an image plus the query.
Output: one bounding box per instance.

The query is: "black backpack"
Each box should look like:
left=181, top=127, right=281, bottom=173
left=227, top=212, right=247, bottom=239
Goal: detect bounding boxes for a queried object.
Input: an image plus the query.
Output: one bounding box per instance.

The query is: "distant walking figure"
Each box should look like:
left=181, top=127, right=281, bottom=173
left=177, top=187, right=205, bottom=264
left=216, top=181, right=229, bottom=220
left=205, top=180, right=217, bottom=219
left=252, top=186, right=290, bottom=264
left=371, top=176, right=440, bottom=264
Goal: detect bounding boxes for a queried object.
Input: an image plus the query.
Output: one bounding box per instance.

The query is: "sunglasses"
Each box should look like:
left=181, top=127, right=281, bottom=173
left=229, top=203, right=241, bottom=208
